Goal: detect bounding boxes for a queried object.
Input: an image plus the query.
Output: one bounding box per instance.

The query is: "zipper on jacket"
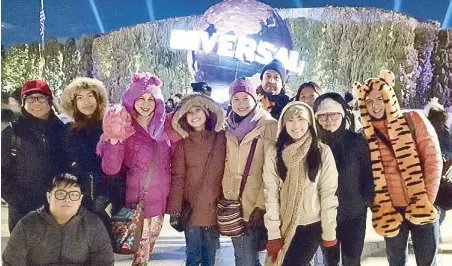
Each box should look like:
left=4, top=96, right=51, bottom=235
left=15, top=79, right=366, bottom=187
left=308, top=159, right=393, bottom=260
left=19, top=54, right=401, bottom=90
left=90, top=173, right=94, bottom=201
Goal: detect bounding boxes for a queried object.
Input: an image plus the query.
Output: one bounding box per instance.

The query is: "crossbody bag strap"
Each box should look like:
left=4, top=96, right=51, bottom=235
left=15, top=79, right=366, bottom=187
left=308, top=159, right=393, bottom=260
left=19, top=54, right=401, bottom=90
left=238, top=137, right=259, bottom=198
left=141, top=142, right=159, bottom=200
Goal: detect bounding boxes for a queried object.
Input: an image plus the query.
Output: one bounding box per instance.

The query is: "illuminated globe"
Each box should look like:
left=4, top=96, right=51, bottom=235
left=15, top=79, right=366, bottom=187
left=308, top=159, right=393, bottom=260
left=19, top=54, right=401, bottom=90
left=187, top=0, right=293, bottom=102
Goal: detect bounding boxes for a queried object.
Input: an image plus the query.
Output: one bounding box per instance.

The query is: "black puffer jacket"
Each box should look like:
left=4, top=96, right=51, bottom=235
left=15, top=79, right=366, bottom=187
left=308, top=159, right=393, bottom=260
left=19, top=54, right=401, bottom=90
left=314, top=93, right=374, bottom=223
left=64, top=122, right=105, bottom=200
left=1, top=108, right=68, bottom=213
left=2, top=206, right=114, bottom=266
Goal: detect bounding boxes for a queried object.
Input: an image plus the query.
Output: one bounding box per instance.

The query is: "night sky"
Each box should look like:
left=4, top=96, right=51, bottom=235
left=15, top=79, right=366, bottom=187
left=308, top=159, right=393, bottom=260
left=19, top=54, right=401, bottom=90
left=1, top=0, right=451, bottom=47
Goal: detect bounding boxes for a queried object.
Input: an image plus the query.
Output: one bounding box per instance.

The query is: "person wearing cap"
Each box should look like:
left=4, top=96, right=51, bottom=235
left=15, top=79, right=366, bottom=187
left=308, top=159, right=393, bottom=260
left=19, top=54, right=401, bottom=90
left=263, top=101, right=338, bottom=266
left=257, top=59, right=290, bottom=120
left=313, top=93, right=374, bottom=266
left=1, top=80, right=68, bottom=232
left=222, top=76, right=278, bottom=266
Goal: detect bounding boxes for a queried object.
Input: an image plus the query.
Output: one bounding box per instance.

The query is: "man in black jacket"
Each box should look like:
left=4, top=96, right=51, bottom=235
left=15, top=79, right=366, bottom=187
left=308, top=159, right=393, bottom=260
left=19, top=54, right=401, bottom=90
left=1, top=80, right=68, bottom=232
left=257, top=59, right=290, bottom=119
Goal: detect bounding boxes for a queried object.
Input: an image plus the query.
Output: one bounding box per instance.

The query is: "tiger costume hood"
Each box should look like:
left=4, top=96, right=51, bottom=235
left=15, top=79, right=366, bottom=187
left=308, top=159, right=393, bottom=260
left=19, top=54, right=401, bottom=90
left=353, top=70, right=437, bottom=238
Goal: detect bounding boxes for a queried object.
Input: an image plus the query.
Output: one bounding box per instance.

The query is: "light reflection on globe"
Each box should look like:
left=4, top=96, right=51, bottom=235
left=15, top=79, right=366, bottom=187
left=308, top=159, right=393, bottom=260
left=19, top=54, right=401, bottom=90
left=188, top=0, right=293, bottom=102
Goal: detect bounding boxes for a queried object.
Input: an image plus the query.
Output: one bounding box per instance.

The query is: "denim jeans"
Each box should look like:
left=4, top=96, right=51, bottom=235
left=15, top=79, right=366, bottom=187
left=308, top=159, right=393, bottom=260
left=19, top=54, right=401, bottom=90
left=231, top=228, right=261, bottom=266
left=185, top=227, right=219, bottom=266
left=283, top=222, right=322, bottom=266
left=322, top=213, right=367, bottom=266
left=385, top=217, right=439, bottom=266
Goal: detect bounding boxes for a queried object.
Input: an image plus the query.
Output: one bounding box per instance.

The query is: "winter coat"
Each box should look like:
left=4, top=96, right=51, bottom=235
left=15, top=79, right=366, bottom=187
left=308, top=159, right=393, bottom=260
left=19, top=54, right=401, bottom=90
left=60, top=78, right=110, bottom=204
left=97, top=75, right=171, bottom=218
left=320, top=128, right=373, bottom=222
left=257, top=85, right=290, bottom=120
left=167, top=94, right=227, bottom=227
left=437, top=129, right=452, bottom=161
left=372, top=112, right=442, bottom=207
left=1, top=108, right=68, bottom=213
left=313, top=93, right=374, bottom=222
left=2, top=206, right=114, bottom=266
left=222, top=110, right=278, bottom=221
left=64, top=123, right=105, bottom=201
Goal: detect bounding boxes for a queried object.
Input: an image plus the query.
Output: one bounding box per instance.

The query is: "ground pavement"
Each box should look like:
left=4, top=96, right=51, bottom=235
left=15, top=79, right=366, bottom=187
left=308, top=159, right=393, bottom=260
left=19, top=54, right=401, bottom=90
left=1, top=205, right=451, bottom=265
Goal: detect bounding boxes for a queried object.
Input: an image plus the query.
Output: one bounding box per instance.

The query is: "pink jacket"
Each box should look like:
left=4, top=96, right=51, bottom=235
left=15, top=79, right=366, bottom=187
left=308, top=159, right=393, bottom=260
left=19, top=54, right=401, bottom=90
left=97, top=73, right=171, bottom=218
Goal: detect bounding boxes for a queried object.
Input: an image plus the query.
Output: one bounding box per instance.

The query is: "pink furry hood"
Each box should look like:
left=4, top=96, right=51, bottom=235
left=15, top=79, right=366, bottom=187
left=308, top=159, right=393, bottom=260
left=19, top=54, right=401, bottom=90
left=121, top=73, right=166, bottom=141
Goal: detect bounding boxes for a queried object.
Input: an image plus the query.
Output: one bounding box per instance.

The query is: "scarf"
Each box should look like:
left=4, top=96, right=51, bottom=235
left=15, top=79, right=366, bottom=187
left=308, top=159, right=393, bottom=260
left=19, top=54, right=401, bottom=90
left=266, top=133, right=312, bottom=266
left=226, top=104, right=265, bottom=143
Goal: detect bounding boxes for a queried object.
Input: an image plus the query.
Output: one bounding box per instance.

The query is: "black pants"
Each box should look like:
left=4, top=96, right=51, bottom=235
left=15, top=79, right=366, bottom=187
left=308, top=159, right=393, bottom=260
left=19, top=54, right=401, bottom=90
left=283, top=222, right=322, bottom=266
left=322, top=213, right=367, bottom=266
left=8, top=205, right=28, bottom=233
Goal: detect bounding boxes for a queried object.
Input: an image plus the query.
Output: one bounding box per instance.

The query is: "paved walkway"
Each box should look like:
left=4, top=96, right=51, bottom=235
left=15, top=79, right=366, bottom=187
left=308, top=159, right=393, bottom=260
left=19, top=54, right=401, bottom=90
left=2, top=205, right=451, bottom=265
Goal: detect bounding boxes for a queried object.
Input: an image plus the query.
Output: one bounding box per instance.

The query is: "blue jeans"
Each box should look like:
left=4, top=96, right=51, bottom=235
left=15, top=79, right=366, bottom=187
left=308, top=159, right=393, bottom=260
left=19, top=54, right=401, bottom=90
left=185, top=227, right=219, bottom=266
left=231, top=228, right=261, bottom=266
left=385, top=217, right=439, bottom=266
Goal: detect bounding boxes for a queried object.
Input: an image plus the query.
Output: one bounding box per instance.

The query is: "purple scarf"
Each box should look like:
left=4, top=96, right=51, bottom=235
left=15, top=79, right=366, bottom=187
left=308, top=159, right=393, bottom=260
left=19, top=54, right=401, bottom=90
left=226, top=104, right=265, bottom=143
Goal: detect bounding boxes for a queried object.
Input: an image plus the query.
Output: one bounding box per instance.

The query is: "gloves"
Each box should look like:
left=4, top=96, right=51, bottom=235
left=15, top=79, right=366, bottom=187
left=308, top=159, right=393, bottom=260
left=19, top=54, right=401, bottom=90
left=248, top=207, right=265, bottom=229
left=266, top=239, right=283, bottom=262
left=322, top=239, right=337, bottom=247
left=102, top=105, right=135, bottom=144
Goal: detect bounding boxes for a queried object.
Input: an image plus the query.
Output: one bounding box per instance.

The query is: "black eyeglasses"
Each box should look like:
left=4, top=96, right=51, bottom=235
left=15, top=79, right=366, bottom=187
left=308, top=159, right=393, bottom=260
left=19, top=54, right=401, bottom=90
left=25, top=95, right=48, bottom=103
left=52, top=190, right=82, bottom=201
left=317, top=113, right=342, bottom=122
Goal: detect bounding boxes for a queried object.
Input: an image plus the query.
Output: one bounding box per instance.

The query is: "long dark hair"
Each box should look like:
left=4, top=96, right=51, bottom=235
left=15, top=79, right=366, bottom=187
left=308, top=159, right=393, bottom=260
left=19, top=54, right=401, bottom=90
left=295, top=82, right=322, bottom=101
left=276, top=126, right=322, bottom=182
left=71, top=91, right=102, bottom=129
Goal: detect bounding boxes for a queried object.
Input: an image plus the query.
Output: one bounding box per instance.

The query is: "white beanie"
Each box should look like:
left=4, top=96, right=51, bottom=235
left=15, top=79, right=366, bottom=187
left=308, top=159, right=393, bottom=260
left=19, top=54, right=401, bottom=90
left=314, top=98, right=345, bottom=118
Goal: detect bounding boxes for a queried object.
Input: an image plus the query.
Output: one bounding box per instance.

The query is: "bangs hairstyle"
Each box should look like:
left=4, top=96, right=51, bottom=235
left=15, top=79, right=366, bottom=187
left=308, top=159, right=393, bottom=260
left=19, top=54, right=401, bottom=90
left=295, top=82, right=323, bottom=100
left=48, top=173, right=83, bottom=192
left=182, top=109, right=216, bottom=132
left=276, top=126, right=322, bottom=183
left=71, top=90, right=102, bottom=129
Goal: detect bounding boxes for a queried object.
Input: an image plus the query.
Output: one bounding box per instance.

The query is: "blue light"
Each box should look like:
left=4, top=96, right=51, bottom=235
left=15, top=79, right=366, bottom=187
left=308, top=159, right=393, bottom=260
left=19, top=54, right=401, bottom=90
left=393, top=0, right=402, bottom=12
left=293, top=0, right=303, bottom=8
left=442, top=0, right=452, bottom=29
left=88, top=0, right=105, bottom=33
left=145, top=0, right=155, bottom=21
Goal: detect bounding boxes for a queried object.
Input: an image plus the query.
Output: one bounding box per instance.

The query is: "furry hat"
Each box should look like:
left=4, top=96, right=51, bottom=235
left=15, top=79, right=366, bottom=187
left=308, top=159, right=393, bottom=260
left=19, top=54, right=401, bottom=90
left=61, top=77, right=109, bottom=120
left=171, top=93, right=225, bottom=138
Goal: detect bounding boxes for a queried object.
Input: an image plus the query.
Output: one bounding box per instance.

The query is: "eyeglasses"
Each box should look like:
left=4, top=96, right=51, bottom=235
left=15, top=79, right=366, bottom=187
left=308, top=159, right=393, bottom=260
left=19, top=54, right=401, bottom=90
left=317, top=113, right=342, bottom=122
left=25, top=95, right=48, bottom=103
left=52, top=190, right=82, bottom=201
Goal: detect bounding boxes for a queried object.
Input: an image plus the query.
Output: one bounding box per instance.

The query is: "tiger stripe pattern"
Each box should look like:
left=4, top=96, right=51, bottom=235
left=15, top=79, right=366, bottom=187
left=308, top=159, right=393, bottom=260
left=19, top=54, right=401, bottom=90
left=353, top=70, right=437, bottom=238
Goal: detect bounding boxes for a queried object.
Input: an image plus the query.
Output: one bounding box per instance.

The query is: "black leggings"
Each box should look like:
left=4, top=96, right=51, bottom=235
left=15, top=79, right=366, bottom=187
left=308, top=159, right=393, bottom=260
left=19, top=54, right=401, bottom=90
left=283, top=222, right=322, bottom=266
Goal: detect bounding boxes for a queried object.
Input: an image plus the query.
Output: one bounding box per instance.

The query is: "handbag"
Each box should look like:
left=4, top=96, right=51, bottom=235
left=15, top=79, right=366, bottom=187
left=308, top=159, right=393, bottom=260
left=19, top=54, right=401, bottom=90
left=109, top=147, right=157, bottom=255
left=170, top=135, right=218, bottom=232
left=435, top=160, right=452, bottom=211
left=217, top=138, right=259, bottom=237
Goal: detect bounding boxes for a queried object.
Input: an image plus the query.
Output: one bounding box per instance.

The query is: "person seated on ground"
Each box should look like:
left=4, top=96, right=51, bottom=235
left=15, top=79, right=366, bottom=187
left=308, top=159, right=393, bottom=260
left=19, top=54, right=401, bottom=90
left=2, top=173, right=114, bottom=266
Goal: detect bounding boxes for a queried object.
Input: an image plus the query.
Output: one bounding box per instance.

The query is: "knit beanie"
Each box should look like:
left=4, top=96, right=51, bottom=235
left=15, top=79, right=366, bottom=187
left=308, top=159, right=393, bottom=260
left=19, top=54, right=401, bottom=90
left=260, top=59, right=287, bottom=84
left=228, top=77, right=258, bottom=102
left=315, top=98, right=345, bottom=118
left=282, top=103, right=313, bottom=127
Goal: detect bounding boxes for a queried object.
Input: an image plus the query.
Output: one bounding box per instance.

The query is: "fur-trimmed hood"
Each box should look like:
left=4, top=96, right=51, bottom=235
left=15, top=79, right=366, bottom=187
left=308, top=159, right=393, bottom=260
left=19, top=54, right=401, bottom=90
left=60, top=77, right=109, bottom=120
left=171, top=94, right=225, bottom=138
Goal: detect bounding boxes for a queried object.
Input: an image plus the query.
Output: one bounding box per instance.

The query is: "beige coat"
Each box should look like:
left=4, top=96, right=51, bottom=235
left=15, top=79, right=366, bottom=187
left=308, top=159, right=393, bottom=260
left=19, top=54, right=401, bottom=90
left=222, top=111, right=278, bottom=221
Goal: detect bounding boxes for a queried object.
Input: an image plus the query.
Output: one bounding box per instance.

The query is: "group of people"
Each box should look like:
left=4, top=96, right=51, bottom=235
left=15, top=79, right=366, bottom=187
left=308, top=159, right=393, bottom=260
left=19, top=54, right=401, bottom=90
left=1, top=58, right=450, bottom=266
